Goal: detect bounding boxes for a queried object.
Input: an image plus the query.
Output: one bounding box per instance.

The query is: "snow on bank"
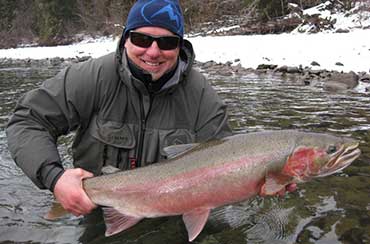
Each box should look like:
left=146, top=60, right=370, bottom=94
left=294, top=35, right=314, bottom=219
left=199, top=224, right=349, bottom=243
left=0, top=1, right=369, bottom=73
left=191, top=29, right=370, bottom=73
left=2, top=29, right=369, bottom=73
left=293, top=1, right=370, bottom=33
left=0, top=36, right=118, bottom=61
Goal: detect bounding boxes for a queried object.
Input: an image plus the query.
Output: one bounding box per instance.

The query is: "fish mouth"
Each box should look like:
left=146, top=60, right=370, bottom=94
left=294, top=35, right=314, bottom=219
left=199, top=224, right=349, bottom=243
left=316, top=142, right=361, bottom=177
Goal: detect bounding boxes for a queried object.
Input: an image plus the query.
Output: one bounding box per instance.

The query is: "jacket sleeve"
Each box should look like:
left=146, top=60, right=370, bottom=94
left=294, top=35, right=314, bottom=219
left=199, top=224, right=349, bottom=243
left=6, top=59, right=101, bottom=190
left=194, top=72, right=233, bottom=142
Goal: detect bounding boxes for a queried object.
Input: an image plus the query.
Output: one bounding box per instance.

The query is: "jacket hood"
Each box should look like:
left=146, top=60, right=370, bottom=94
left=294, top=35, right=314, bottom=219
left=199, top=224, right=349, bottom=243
left=115, top=35, right=195, bottom=93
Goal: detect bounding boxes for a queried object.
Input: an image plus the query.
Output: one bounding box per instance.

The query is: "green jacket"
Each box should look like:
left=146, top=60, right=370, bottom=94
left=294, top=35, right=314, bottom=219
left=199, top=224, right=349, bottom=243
left=6, top=39, right=232, bottom=190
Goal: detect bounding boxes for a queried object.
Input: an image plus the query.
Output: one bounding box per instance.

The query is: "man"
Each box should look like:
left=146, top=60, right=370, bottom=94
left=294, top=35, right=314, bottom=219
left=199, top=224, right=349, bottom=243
left=7, top=0, right=295, bottom=221
left=6, top=0, right=232, bottom=217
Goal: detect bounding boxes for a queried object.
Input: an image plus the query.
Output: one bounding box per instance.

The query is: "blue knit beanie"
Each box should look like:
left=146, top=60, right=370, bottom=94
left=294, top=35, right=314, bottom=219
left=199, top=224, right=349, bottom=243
left=123, top=0, right=184, bottom=39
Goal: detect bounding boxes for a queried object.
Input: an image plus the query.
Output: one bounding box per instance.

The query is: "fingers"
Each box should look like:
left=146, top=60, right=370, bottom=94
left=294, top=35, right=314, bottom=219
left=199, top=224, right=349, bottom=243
left=278, top=183, right=298, bottom=197
left=53, top=168, right=97, bottom=217
left=273, top=183, right=298, bottom=197
left=77, top=169, right=97, bottom=214
left=286, top=183, right=297, bottom=193
left=76, top=189, right=97, bottom=216
left=64, top=190, right=96, bottom=217
left=277, top=188, right=286, bottom=197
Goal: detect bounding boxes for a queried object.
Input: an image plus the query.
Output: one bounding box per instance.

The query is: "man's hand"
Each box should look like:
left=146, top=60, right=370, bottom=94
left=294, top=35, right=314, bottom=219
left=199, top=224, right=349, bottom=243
left=53, top=168, right=97, bottom=217
left=277, top=183, right=297, bottom=197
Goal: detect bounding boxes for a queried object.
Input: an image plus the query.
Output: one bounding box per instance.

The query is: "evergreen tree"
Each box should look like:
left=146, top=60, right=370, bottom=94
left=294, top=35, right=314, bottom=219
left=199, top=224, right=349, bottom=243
left=0, top=0, right=17, bottom=31
left=33, top=0, right=80, bottom=45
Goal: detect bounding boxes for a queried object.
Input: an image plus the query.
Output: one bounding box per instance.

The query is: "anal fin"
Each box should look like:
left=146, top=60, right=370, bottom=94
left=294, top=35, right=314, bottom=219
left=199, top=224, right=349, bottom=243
left=102, top=207, right=143, bottom=237
left=182, top=208, right=210, bottom=242
left=44, top=201, right=70, bottom=220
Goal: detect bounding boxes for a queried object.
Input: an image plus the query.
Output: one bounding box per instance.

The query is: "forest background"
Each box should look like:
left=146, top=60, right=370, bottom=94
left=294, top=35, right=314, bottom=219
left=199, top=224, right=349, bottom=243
left=0, top=0, right=363, bottom=49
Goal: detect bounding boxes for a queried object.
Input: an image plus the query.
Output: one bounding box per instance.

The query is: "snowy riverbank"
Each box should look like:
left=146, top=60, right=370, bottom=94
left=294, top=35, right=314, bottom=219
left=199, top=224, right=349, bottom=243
left=0, top=1, right=369, bottom=74
left=0, top=28, right=369, bottom=74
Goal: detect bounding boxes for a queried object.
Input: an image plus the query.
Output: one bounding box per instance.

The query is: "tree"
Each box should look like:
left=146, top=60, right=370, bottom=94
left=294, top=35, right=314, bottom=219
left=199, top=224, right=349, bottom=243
left=33, top=0, right=80, bottom=45
left=0, top=0, right=17, bottom=31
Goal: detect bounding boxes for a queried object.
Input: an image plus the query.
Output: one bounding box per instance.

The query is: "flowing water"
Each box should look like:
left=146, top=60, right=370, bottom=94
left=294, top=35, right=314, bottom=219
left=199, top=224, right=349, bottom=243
left=0, top=61, right=369, bottom=244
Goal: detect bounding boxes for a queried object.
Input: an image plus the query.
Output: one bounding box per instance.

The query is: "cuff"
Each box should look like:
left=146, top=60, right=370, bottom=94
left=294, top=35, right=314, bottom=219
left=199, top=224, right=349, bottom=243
left=40, top=163, right=65, bottom=192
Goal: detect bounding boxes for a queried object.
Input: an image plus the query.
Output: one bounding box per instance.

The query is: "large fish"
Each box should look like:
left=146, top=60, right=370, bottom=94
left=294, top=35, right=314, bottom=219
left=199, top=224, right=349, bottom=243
left=77, top=130, right=362, bottom=241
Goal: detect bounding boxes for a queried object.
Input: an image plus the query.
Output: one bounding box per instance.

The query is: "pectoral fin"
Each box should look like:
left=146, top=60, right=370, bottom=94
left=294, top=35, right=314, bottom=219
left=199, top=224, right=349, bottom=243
left=102, top=207, right=143, bottom=236
left=260, top=172, right=293, bottom=196
left=182, top=208, right=210, bottom=242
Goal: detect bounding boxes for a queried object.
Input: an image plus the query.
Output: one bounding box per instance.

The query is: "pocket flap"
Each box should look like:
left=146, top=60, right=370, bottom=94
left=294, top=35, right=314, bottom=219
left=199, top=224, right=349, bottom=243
left=90, top=117, right=136, bottom=149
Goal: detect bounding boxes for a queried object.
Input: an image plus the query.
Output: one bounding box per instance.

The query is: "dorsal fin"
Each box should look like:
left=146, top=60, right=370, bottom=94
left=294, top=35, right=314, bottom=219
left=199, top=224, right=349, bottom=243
left=101, top=165, right=121, bottom=175
left=163, top=143, right=199, bottom=159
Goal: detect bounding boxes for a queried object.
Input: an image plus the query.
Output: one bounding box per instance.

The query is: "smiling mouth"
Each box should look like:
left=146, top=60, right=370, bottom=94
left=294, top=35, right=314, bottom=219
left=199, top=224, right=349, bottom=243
left=142, top=60, right=163, bottom=67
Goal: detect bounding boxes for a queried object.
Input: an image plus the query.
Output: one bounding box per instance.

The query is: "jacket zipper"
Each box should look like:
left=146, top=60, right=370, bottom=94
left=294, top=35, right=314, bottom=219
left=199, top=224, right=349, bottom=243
left=136, top=93, right=154, bottom=168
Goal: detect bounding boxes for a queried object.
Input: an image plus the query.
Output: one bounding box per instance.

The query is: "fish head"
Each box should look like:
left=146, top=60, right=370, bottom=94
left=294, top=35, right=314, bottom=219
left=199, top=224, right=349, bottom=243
left=282, top=133, right=361, bottom=182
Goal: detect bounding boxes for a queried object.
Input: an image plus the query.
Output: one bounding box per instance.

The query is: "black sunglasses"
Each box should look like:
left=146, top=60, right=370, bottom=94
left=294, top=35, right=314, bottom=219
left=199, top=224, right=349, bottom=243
left=129, top=31, right=180, bottom=50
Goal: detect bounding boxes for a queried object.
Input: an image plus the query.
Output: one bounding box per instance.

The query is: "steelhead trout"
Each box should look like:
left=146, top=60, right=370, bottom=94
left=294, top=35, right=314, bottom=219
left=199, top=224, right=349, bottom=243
left=81, top=130, right=360, bottom=241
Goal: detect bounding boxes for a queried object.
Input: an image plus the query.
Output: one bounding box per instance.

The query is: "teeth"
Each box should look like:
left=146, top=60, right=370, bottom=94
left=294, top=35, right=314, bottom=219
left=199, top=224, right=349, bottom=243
left=144, top=61, right=160, bottom=66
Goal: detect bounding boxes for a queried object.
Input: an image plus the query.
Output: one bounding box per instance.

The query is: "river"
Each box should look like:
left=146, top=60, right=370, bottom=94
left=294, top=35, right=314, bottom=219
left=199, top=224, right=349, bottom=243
left=0, top=61, right=369, bottom=244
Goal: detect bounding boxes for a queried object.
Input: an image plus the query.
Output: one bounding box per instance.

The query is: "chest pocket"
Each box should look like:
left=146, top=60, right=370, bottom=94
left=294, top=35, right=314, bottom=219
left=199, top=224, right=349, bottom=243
left=90, top=117, right=137, bottom=170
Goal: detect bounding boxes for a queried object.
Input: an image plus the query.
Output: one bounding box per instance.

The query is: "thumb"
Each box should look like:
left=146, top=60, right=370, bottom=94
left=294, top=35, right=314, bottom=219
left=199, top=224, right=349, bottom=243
left=75, top=168, right=94, bottom=180
left=81, top=170, right=94, bottom=179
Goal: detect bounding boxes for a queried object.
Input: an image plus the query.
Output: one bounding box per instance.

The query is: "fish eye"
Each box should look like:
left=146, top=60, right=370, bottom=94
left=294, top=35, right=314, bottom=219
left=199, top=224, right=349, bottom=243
left=327, top=145, right=337, bottom=154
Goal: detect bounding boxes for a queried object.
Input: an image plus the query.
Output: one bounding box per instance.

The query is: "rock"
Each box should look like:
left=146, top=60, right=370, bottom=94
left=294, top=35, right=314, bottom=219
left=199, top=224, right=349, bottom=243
left=309, top=69, right=322, bottom=75
left=324, top=81, right=350, bottom=91
left=359, top=73, right=370, bottom=83
left=194, top=60, right=365, bottom=94
left=273, top=65, right=301, bottom=74
left=311, top=61, right=320, bottom=66
left=335, top=28, right=350, bottom=33
left=49, top=57, right=64, bottom=66
left=335, top=62, right=344, bottom=66
left=274, top=65, right=288, bottom=72
left=320, top=72, right=330, bottom=79
left=324, top=71, right=359, bottom=91
left=231, top=63, right=243, bottom=73
left=286, top=66, right=301, bottom=74
left=75, top=56, right=91, bottom=63
left=257, top=64, right=278, bottom=70
left=202, top=61, right=217, bottom=69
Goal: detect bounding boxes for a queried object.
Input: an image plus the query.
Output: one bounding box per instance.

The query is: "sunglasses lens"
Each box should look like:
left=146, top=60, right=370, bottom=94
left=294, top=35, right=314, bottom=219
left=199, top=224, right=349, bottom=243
left=130, top=32, right=153, bottom=48
left=157, top=36, right=180, bottom=50
left=130, top=32, right=180, bottom=50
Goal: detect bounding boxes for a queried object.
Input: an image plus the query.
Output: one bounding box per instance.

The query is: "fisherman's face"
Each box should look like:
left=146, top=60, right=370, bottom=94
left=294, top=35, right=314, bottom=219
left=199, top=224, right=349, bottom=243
left=125, top=26, right=180, bottom=81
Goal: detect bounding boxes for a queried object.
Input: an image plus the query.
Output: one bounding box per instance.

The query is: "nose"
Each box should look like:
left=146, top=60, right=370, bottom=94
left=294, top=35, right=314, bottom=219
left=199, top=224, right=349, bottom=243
left=145, top=41, right=161, bottom=57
